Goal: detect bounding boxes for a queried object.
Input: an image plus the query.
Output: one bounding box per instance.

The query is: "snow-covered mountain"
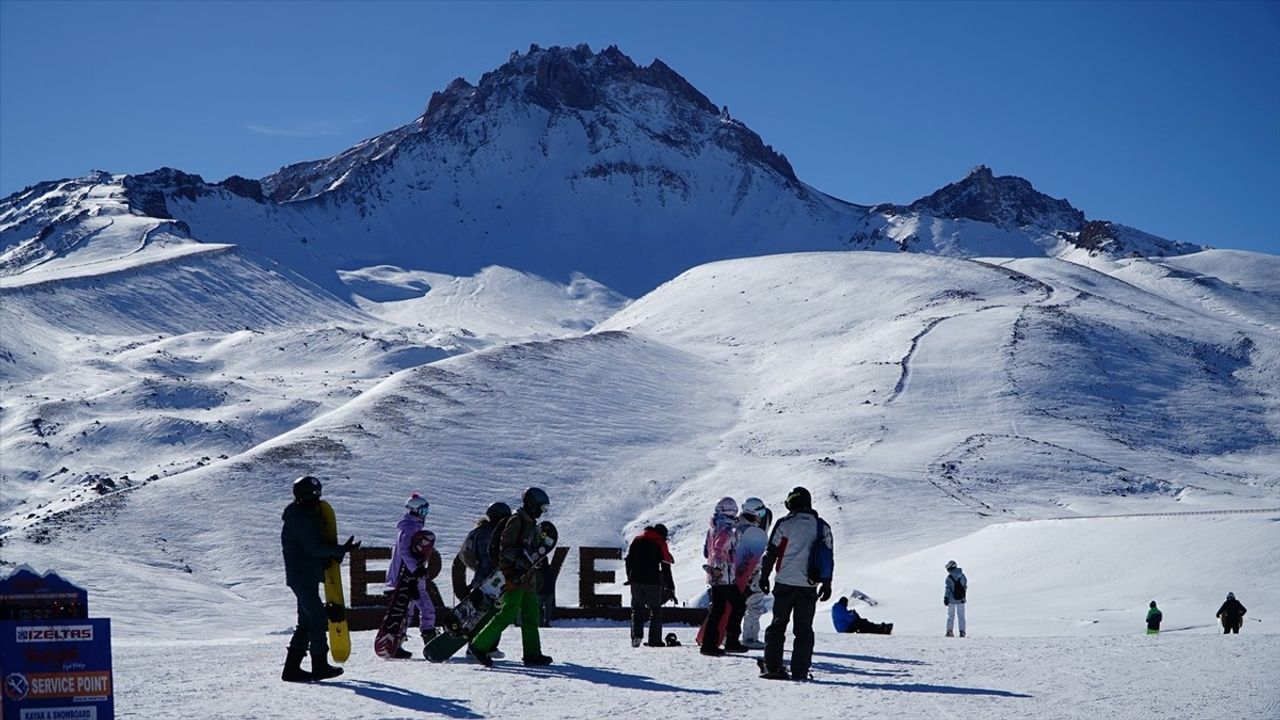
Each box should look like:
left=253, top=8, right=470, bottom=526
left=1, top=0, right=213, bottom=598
left=2, top=45, right=1201, bottom=302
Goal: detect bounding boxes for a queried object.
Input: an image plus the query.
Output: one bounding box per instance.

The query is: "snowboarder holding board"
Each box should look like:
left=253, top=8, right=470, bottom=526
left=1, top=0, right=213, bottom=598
left=468, top=487, right=555, bottom=667
left=280, top=475, right=360, bottom=682
left=378, top=493, right=437, bottom=658
left=625, top=523, right=676, bottom=647
left=700, top=497, right=746, bottom=656
left=944, top=560, right=967, bottom=637
left=1216, top=592, right=1247, bottom=634
left=739, top=497, right=773, bottom=649
left=758, top=487, right=834, bottom=681
left=1146, top=600, right=1163, bottom=635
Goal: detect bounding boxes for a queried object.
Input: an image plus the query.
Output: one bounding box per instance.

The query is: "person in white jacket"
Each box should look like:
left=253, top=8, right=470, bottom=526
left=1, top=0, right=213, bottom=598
left=738, top=497, right=772, bottom=649
left=758, top=487, right=833, bottom=681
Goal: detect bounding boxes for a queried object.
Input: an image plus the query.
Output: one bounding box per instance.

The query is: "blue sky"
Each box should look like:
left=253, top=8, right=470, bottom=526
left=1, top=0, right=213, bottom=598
left=2, top=1, right=1277, bottom=253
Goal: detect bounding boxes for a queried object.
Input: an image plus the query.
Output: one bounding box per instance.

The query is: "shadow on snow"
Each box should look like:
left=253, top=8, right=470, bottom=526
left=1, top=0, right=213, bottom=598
left=488, top=661, right=721, bottom=695
left=335, top=679, right=483, bottom=719
left=811, top=650, right=929, bottom=666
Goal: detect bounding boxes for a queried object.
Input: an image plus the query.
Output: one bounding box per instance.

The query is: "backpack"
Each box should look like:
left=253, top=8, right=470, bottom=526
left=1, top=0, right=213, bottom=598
left=806, top=517, right=834, bottom=584
left=459, top=525, right=483, bottom=570
left=488, top=514, right=516, bottom=571
left=951, top=575, right=967, bottom=601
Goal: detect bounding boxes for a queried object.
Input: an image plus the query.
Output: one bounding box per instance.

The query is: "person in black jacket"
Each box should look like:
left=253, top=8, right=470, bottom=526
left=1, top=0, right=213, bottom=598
left=1216, top=592, right=1247, bottom=634
left=280, top=476, right=359, bottom=682
left=625, top=524, right=676, bottom=647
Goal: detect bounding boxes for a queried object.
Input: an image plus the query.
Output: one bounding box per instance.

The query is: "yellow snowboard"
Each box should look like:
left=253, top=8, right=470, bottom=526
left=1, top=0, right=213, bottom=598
left=318, top=500, right=351, bottom=662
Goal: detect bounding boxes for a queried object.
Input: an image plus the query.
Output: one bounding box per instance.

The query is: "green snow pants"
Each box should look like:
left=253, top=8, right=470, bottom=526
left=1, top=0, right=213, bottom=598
left=471, top=589, right=541, bottom=657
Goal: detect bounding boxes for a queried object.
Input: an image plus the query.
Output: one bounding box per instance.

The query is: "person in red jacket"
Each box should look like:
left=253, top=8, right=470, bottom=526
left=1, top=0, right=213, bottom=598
left=625, top=524, right=676, bottom=647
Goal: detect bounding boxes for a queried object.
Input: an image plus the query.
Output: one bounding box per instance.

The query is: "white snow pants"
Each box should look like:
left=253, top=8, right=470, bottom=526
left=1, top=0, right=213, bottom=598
left=946, top=602, right=966, bottom=634
left=742, top=590, right=769, bottom=642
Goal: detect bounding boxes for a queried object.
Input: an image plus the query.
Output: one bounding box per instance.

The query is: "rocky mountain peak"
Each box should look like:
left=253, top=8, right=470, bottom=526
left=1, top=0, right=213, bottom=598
left=881, top=166, right=1085, bottom=231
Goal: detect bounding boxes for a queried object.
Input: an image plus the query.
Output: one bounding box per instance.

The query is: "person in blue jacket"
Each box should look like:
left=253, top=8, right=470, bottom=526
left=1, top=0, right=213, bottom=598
left=831, top=596, right=892, bottom=634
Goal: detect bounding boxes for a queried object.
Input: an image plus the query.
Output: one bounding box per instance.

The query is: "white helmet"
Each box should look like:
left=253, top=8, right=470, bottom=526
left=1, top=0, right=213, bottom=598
left=741, top=497, right=766, bottom=520
left=405, top=493, right=430, bottom=518
left=714, top=497, right=738, bottom=518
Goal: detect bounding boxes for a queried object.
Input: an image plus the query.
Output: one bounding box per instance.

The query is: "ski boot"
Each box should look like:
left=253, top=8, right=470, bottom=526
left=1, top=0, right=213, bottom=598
left=309, top=652, right=344, bottom=681
left=468, top=645, right=494, bottom=667
left=281, top=647, right=312, bottom=683
left=523, top=653, right=553, bottom=666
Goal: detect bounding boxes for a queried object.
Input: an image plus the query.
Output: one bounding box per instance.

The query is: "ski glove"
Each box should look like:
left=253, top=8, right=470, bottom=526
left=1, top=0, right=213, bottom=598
left=339, top=535, right=361, bottom=559
left=818, top=581, right=832, bottom=602
left=408, top=581, right=421, bottom=600
left=759, top=576, right=771, bottom=595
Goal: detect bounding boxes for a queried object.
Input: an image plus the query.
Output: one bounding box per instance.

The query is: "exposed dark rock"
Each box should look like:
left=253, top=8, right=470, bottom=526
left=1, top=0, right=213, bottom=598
left=217, top=175, right=265, bottom=202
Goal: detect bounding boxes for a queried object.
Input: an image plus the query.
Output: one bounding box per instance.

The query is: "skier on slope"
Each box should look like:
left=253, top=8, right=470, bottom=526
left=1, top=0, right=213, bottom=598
left=382, top=493, right=438, bottom=658
left=1146, top=600, right=1163, bottom=635
left=1216, top=592, right=1247, bottom=634
left=944, top=560, right=968, bottom=637
left=626, top=523, right=677, bottom=647
left=701, top=497, right=746, bottom=656
left=759, top=487, right=834, bottom=682
left=739, top=497, right=773, bottom=649
left=280, top=475, right=360, bottom=683
left=468, top=487, right=555, bottom=667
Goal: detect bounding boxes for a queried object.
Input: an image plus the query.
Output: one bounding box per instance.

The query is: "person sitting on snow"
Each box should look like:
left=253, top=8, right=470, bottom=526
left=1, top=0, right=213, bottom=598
left=832, top=596, right=892, bottom=635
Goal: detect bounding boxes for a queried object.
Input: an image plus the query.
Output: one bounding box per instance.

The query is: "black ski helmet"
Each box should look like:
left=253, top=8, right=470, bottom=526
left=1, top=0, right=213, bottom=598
left=486, top=502, right=512, bottom=523
left=293, top=475, right=322, bottom=502
left=523, top=487, right=550, bottom=517
left=784, top=486, right=812, bottom=511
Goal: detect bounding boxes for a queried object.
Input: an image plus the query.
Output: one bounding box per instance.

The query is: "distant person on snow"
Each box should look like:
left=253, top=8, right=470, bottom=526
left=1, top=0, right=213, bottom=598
left=832, top=596, right=893, bottom=635
left=1146, top=600, right=1163, bottom=635
left=625, top=523, right=677, bottom=647
left=280, top=475, right=360, bottom=682
left=1216, top=592, right=1247, bottom=634
left=382, top=493, right=437, bottom=658
left=468, top=487, right=555, bottom=667
left=701, top=497, right=747, bottom=656
left=739, top=497, right=773, bottom=649
left=759, top=486, right=834, bottom=681
left=944, top=560, right=967, bottom=637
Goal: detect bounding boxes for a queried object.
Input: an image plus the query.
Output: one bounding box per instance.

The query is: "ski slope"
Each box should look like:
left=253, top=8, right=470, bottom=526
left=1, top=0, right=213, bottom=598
left=3, top=249, right=1277, bottom=719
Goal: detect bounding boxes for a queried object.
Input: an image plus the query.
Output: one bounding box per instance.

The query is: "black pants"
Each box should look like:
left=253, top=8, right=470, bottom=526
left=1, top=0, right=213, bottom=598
left=287, top=583, right=328, bottom=656
left=630, top=583, right=664, bottom=643
left=1222, top=618, right=1242, bottom=634
left=703, top=584, right=746, bottom=650
left=764, top=583, right=817, bottom=679
left=538, top=591, right=555, bottom=628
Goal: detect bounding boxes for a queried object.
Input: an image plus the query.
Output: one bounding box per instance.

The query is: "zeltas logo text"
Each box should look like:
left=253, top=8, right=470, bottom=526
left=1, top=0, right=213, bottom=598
left=16, top=626, right=94, bottom=643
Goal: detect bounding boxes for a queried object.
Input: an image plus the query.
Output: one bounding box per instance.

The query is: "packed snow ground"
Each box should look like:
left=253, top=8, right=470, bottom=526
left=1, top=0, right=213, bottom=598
left=112, top=628, right=1278, bottom=720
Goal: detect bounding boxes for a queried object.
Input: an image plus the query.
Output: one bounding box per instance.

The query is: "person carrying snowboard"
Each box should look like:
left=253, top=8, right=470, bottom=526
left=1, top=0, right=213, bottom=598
left=832, top=596, right=892, bottom=634
left=626, top=523, right=677, bottom=647
left=457, top=502, right=512, bottom=590
left=944, top=560, right=967, bottom=637
left=468, top=487, right=554, bottom=667
left=759, top=487, right=834, bottom=681
left=701, top=497, right=746, bottom=656
left=1146, top=600, right=1163, bottom=635
left=739, top=497, right=772, bottom=649
left=382, top=493, right=437, bottom=658
left=1216, top=592, right=1247, bottom=634
left=280, top=475, right=360, bottom=682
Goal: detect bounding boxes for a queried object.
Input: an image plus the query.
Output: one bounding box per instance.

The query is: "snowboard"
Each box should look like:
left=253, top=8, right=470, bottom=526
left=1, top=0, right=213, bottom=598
left=374, top=529, right=436, bottom=659
left=424, top=521, right=558, bottom=662
left=850, top=589, right=879, bottom=607
left=318, top=500, right=351, bottom=663
left=697, top=523, right=766, bottom=648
